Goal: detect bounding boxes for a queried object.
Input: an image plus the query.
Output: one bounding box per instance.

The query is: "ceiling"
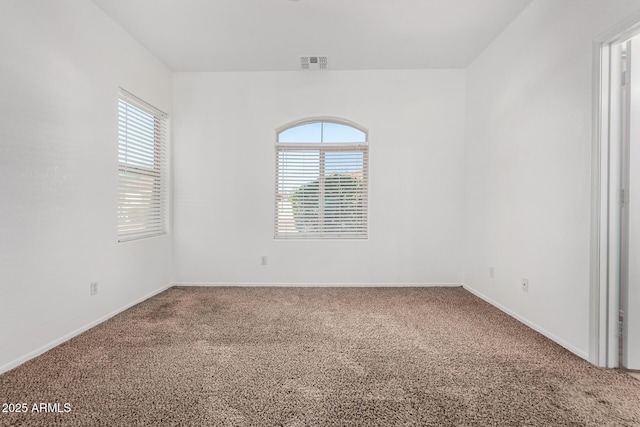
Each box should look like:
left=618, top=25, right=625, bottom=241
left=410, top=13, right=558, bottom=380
left=92, top=0, right=533, bottom=72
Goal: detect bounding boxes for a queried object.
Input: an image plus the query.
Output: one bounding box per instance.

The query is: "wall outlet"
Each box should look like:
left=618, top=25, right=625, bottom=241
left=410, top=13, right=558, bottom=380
left=490, top=266, right=495, bottom=278
left=90, top=281, right=98, bottom=296
left=261, top=255, right=268, bottom=266
left=521, top=277, right=529, bottom=293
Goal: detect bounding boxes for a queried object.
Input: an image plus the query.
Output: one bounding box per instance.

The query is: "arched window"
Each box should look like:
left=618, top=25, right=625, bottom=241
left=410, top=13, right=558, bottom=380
left=275, top=118, right=369, bottom=239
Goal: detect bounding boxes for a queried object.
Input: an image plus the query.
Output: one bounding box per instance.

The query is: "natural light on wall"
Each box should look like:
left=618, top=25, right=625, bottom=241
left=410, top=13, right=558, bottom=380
left=275, top=119, right=368, bottom=239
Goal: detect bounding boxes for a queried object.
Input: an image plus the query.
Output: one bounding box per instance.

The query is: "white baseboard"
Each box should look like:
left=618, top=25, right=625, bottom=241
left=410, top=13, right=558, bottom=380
left=172, top=282, right=463, bottom=288
left=462, top=284, right=589, bottom=361
left=0, top=283, right=173, bottom=375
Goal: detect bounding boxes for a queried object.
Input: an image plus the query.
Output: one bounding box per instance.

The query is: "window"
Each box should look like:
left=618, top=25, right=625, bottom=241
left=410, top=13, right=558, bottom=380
left=275, top=118, right=369, bottom=239
left=117, top=89, right=168, bottom=242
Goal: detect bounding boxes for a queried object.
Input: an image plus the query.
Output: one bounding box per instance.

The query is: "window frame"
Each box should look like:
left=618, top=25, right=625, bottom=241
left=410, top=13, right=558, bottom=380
left=274, top=117, right=369, bottom=240
left=117, top=88, right=169, bottom=243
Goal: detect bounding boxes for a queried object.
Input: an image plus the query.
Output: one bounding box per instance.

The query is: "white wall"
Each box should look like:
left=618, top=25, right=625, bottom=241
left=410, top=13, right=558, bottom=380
left=0, top=0, right=172, bottom=372
left=464, top=0, right=640, bottom=360
left=172, top=70, right=466, bottom=285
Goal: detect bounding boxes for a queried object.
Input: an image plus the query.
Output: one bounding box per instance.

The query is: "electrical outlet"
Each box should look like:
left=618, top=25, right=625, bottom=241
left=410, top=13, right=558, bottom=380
left=90, top=281, right=98, bottom=296
left=261, top=255, right=268, bottom=266
left=521, top=277, right=529, bottom=293
left=490, top=266, right=495, bottom=278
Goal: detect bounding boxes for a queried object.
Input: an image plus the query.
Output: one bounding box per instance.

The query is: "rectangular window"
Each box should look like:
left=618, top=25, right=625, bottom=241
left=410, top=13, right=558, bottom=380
left=117, top=89, right=168, bottom=242
left=275, top=120, right=368, bottom=239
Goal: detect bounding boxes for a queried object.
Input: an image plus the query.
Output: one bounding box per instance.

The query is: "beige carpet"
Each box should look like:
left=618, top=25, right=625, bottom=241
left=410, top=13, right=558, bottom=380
left=1, top=286, right=639, bottom=426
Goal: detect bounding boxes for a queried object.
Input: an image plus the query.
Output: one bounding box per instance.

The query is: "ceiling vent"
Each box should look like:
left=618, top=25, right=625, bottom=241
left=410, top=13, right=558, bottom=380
left=301, top=56, right=328, bottom=71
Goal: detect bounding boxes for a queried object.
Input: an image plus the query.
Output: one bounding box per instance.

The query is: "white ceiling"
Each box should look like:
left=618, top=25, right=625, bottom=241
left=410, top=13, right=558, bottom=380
left=92, top=0, right=533, bottom=72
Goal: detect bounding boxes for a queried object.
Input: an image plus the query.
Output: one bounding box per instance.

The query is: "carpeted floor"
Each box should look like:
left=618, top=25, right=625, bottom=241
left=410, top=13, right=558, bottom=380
left=1, top=286, right=639, bottom=426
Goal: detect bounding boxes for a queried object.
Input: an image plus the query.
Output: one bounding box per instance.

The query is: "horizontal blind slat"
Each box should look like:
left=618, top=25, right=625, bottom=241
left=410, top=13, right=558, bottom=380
left=118, top=89, right=168, bottom=243
left=275, top=143, right=368, bottom=239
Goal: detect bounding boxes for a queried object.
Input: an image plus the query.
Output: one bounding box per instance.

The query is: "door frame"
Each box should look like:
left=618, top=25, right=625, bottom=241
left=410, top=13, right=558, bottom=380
left=592, top=11, right=640, bottom=368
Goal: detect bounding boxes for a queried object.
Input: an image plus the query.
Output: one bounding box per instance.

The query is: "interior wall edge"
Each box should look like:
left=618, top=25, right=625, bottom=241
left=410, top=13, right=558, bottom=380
left=171, top=282, right=463, bottom=288
left=463, top=284, right=589, bottom=361
left=0, top=282, right=173, bottom=376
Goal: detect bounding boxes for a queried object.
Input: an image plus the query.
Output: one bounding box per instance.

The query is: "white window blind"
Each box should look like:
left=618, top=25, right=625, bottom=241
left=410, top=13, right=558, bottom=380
left=117, top=89, right=168, bottom=242
left=275, top=119, right=368, bottom=239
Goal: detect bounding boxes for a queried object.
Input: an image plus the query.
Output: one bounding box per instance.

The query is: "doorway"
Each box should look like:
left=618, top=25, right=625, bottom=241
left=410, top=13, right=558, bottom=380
left=620, top=35, right=640, bottom=371
left=594, top=16, right=640, bottom=370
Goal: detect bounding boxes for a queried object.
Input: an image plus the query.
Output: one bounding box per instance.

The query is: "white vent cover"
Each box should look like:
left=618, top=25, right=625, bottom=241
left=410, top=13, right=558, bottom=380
left=301, top=56, right=328, bottom=71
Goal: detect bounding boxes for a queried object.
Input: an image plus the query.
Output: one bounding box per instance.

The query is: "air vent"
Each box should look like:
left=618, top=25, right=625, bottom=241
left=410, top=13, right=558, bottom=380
left=301, top=56, right=328, bottom=71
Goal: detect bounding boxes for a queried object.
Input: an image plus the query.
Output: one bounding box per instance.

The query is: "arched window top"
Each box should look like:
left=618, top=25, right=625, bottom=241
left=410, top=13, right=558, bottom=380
left=277, top=118, right=367, bottom=144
